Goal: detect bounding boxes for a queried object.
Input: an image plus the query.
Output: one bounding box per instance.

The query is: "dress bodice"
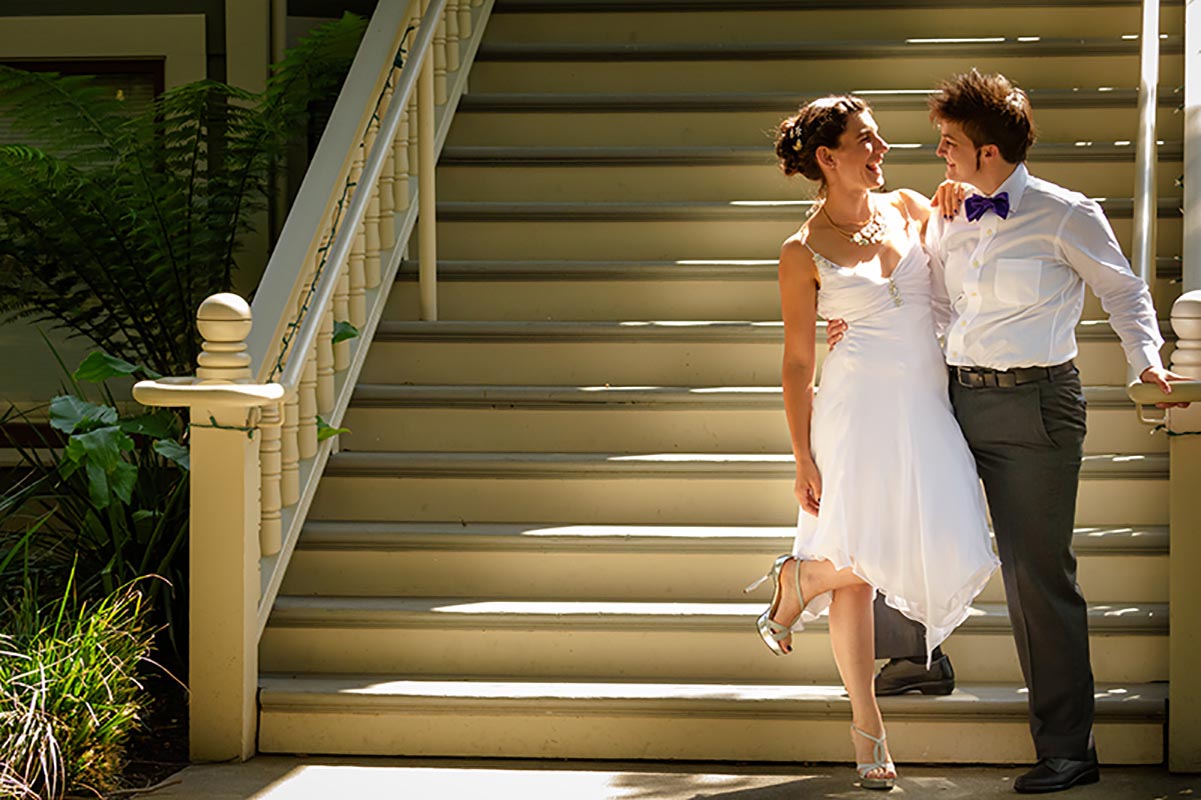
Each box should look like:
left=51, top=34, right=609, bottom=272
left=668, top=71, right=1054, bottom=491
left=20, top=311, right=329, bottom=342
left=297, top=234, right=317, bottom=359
left=809, top=237, right=933, bottom=325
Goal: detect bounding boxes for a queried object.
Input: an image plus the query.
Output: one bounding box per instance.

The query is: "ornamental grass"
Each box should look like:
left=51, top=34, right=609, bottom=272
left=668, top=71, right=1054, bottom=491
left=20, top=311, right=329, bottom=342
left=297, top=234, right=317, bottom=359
left=0, top=570, right=161, bottom=800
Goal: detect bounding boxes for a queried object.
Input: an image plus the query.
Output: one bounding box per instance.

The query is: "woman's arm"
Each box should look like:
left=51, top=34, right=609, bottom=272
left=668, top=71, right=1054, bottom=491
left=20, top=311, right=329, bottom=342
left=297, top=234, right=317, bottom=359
left=778, top=238, right=823, bottom=516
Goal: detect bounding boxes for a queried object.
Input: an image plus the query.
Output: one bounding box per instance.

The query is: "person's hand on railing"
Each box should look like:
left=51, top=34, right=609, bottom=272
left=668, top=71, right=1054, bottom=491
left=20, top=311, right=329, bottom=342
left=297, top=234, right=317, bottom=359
left=1139, top=365, right=1194, bottom=408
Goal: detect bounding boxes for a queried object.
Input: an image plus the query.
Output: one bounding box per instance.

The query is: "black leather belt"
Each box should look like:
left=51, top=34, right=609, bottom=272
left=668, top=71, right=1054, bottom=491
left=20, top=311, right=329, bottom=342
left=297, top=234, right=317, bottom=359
left=952, top=361, right=1076, bottom=389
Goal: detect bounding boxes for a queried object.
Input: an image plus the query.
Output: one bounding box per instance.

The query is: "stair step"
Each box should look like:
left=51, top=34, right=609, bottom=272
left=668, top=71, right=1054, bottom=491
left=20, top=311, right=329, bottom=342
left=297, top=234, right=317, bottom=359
left=342, top=384, right=1165, bottom=455
left=257, top=676, right=1166, bottom=763
left=440, top=141, right=1184, bottom=165
left=436, top=197, right=1182, bottom=221
left=284, top=522, right=1168, bottom=605
left=476, top=36, right=1184, bottom=62
left=457, top=87, right=1176, bottom=113
left=361, top=319, right=1171, bottom=386
left=383, top=259, right=1180, bottom=323
left=494, top=0, right=1181, bottom=12
left=390, top=257, right=1184, bottom=282
left=437, top=161, right=1181, bottom=205
left=310, top=452, right=1167, bottom=527
left=434, top=215, right=1179, bottom=261
left=485, top=8, right=1180, bottom=51
left=261, top=597, right=1166, bottom=683
left=469, top=42, right=1184, bottom=94
left=322, top=450, right=1166, bottom=480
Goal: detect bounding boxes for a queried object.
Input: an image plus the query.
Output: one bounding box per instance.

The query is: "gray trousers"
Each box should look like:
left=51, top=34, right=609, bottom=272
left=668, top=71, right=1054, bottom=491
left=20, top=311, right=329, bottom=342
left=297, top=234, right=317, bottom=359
left=874, top=364, right=1094, bottom=760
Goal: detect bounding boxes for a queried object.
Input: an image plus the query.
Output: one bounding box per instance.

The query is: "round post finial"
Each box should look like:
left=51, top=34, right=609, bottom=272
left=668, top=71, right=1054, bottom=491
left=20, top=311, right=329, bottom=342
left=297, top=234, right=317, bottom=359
left=1170, top=290, right=1201, bottom=379
left=197, top=293, right=253, bottom=383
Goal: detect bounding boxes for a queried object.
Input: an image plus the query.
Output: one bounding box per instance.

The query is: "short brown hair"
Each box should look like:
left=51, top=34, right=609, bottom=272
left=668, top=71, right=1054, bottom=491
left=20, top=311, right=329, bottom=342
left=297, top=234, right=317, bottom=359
left=928, top=70, right=1036, bottom=163
left=776, top=95, right=870, bottom=193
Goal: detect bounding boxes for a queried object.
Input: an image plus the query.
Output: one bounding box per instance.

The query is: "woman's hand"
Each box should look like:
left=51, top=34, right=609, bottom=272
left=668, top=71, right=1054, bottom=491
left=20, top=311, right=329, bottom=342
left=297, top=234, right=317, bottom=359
left=826, top=318, right=848, bottom=349
left=930, top=180, right=968, bottom=220
left=796, top=455, right=823, bottom=516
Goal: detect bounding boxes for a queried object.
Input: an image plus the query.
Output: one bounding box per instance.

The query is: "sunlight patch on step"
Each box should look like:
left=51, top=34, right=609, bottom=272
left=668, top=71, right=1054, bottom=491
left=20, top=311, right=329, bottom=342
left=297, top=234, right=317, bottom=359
left=427, top=600, right=754, bottom=615
left=512, top=524, right=787, bottom=539
left=905, top=37, right=1006, bottom=44
left=334, top=680, right=853, bottom=701
left=608, top=453, right=793, bottom=463
left=674, top=259, right=776, bottom=266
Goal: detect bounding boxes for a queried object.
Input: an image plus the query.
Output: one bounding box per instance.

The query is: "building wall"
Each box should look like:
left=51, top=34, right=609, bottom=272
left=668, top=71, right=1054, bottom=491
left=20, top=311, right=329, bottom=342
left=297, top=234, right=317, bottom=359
left=0, top=1, right=368, bottom=404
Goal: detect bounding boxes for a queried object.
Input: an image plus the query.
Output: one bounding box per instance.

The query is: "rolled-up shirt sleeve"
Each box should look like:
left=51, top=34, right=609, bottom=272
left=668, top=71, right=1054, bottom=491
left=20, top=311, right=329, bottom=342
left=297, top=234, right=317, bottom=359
left=1056, top=197, right=1164, bottom=376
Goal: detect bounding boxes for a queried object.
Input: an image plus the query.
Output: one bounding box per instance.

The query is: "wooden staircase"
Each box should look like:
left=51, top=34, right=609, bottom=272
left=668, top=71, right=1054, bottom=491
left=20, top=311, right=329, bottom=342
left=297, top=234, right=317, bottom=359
left=257, top=0, right=1183, bottom=763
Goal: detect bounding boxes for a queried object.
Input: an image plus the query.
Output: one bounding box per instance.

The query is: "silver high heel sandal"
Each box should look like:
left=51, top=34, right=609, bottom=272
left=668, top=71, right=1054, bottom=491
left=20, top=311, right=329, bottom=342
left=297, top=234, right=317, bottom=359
left=851, top=724, right=897, bottom=791
left=743, top=554, right=807, bottom=656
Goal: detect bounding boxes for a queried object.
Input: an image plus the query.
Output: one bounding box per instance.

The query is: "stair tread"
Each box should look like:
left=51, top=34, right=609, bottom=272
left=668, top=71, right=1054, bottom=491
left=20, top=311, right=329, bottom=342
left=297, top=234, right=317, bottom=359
left=323, top=450, right=1167, bottom=478
left=441, top=141, right=1183, bottom=165
left=297, top=521, right=1169, bottom=554
left=476, top=35, right=1184, bottom=61
left=258, top=675, right=1166, bottom=717
left=375, top=318, right=1167, bottom=341
left=268, top=596, right=1167, bottom=632
left=495, top=0, right=1179, bottom=11
left=459, top=86, right=1178, bottom=111
left=435, top=197, right=1181, bottom=220
left=350, top=383, right=1138, bottom=408
left=392, top=257, right=1184, bottom=281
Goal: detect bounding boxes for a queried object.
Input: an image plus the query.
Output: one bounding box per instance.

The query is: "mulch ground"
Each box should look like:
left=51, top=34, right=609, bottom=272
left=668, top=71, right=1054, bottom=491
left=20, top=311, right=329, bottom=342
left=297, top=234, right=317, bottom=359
left=120, top=662, right=191, bottom=796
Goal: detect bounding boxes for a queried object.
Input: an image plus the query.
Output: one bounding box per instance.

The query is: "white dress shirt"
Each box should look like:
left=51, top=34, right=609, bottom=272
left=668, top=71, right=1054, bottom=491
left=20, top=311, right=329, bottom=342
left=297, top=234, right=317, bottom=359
left=927, top=163, right=1164, bottom=375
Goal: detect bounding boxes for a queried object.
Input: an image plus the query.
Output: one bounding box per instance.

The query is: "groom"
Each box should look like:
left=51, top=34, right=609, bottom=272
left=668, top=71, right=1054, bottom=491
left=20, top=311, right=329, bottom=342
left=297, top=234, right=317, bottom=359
left=832, top=69, right=1185, bottom=793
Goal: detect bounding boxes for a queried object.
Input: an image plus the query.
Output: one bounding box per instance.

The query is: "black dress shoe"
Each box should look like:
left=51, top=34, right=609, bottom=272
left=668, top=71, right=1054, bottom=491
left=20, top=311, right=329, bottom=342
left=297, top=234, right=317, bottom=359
left=874, top=654, right=955, bottom=696
left=1013, top=753, right=1100, bottom=794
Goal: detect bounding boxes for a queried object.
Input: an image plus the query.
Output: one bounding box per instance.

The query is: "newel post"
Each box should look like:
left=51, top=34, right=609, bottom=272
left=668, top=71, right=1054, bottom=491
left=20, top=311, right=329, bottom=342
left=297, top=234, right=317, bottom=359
left=1168, top=290, right=1201, bottom=772
left=189, top=294, right=261, bottom=761
left=133, top=293, right=284, bottom=762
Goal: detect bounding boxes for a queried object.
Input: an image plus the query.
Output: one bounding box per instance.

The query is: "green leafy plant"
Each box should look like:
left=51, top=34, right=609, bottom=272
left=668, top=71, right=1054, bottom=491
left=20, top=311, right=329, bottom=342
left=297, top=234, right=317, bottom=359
left=0, top=569, right=162, bottom=800
left=0, top=13, right=368, bottom=377
left=1, top=351, right=189, bottom=660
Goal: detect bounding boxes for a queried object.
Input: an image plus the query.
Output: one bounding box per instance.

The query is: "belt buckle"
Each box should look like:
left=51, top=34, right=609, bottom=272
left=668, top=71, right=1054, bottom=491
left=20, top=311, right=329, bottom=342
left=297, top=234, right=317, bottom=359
left=956, top=368, right=981, bottom=388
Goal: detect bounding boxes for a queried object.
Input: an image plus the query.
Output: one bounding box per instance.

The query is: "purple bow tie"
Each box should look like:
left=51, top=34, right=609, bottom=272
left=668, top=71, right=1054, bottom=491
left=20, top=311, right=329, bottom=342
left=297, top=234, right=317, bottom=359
left=964, top=192, right=1010, bottom=222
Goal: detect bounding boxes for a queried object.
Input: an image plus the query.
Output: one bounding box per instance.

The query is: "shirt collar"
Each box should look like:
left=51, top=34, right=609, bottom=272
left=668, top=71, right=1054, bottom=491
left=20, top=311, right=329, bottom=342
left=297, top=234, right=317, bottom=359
left=969, top=162, right=1029, bottom=214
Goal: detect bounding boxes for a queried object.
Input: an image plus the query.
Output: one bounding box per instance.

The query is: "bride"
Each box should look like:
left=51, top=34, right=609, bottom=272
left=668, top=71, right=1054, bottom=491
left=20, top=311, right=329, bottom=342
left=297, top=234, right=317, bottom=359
left=745, top=95, right=1000, bottom=789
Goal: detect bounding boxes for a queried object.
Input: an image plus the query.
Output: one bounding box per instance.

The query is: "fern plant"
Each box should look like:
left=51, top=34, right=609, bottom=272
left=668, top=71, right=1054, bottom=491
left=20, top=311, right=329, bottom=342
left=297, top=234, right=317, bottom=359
left=0, top=13, right=367, bottom=377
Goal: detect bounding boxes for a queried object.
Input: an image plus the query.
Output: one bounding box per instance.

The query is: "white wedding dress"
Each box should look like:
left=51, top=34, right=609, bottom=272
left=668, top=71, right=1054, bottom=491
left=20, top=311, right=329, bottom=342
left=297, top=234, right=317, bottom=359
left=792, top=229, right=1000, bottom=660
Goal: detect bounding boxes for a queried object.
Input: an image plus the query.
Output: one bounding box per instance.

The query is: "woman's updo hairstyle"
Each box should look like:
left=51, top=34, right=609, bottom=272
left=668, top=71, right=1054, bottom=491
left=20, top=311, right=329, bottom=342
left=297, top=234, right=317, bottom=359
left=776, top=95, right=870, bottom=192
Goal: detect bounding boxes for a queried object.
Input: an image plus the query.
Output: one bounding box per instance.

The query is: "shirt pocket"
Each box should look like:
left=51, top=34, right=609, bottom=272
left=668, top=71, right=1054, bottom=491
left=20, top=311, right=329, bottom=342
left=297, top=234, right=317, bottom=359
left=993, top=258, right=1042, bottom=306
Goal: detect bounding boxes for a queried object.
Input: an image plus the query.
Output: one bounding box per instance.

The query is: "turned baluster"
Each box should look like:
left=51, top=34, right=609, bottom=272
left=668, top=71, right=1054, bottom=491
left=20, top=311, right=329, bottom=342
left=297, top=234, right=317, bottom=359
left=334, top=250, right=352, bottom=371
left=394, top=109, right=412, bottom=211
left=258, top=401, right=282, bottom=556
left=434, top=10, right=448, bottom=105
left=446, top=0, right=461, bottom=76
left=299, top=347, right=318, bottom=459
left=379, top=83, right=397, bottom=250
left=363, top=118, right=383, bottom=290
left=317, top=304, right=335, bottom=415
left=281, top=388, right=300, bottom=506
left=458, top=0, right=472, bottom=40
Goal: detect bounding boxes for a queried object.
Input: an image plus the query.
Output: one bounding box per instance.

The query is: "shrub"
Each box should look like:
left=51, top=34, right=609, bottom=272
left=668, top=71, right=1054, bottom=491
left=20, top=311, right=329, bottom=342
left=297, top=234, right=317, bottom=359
left=1, top=352, right=189, bottom=663
left=0, top=570, right=162, bottom=800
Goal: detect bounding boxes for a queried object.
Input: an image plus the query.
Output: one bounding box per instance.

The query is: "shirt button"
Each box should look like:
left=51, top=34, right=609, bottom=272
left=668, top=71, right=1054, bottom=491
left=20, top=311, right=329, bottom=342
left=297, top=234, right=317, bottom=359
left=960, top=321, right=967, bottom=326
left=985, top=228, right=994, bottom=235
left=971, top=291, right=978, bottom=297
left=972, top=260, right=980, bottom=268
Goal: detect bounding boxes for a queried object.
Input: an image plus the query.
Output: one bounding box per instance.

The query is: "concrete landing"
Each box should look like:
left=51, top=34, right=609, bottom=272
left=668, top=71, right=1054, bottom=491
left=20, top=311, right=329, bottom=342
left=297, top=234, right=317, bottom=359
left=134, top=758, right=1198, bottom=800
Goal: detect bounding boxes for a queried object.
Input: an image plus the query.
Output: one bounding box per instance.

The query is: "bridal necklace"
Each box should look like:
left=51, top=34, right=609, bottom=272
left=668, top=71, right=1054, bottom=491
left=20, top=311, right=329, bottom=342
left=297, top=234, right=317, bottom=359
left=821, top=200, right=888, bottom=247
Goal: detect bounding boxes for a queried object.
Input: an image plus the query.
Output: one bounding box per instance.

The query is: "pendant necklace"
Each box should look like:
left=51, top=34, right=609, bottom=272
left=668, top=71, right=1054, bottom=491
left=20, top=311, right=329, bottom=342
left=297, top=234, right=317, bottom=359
left=820, top=200, right=903, bottom=307
left=821, top=201, right=888, bottom=247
